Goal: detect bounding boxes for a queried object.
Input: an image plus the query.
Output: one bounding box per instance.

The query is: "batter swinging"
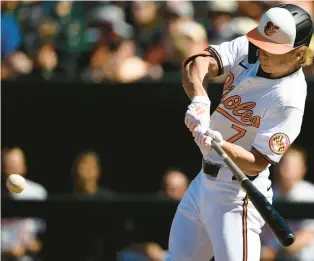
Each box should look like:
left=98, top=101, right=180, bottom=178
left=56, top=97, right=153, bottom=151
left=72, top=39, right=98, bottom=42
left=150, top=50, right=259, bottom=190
left=166, top=4, right=313, bottom=261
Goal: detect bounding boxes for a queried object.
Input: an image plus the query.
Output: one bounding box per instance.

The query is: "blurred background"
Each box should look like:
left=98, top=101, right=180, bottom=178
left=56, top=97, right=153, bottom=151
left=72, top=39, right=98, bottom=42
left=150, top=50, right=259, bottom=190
left=1, top=1, right=314, bottom=261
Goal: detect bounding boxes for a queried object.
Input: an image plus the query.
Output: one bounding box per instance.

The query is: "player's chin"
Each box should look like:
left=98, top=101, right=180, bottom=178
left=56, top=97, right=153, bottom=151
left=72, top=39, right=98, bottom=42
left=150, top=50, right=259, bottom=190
left=260, top=64, right=274, bottom=73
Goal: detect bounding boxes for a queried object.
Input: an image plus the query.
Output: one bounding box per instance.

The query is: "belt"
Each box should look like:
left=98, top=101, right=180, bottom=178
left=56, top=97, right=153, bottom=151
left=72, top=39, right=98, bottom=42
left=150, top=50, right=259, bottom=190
left=202, top=161, right=258, bottom=181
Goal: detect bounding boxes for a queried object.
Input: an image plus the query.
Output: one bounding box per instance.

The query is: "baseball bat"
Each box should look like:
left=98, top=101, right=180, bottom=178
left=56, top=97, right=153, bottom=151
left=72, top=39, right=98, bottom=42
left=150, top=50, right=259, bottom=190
left=211, top=140, right=295, bottom=247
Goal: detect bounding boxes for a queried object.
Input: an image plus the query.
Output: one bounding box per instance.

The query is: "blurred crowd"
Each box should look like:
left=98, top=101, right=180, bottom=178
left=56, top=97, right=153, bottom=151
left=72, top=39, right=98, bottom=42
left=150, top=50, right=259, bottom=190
left=2, top=0, right=314, bottom=84
left=2, top=145, right=314, bottom=261
left=2, top=1, right=314, bottom=261
left=1, top=146, right=189, bottom=261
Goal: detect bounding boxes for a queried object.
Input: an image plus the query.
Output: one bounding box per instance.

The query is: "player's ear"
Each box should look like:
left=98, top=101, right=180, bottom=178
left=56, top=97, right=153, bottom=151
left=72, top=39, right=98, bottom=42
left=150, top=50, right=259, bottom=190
left=295, top=47, right=305, bottom=62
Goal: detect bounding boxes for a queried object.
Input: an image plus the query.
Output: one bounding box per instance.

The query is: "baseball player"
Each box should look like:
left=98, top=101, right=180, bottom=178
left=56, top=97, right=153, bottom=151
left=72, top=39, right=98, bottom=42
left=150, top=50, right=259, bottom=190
left=166, top=4, right=313, bottom=261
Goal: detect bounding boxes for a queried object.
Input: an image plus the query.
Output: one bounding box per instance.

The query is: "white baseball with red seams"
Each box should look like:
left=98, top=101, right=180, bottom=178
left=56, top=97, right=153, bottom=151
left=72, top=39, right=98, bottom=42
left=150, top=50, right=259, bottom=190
left=6, top=174, right=26, bottom=194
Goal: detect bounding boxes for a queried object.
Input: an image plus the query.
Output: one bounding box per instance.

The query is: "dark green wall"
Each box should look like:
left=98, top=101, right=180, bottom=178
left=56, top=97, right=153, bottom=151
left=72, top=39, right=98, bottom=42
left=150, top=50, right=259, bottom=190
left=2, top=80, right=314, bottom=261
left=2, top=80, right=314, bottom=193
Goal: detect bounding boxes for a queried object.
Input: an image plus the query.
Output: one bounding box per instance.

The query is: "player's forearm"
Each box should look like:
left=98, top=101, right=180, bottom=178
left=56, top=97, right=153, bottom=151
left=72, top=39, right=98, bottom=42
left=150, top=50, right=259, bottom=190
left=221, top=141, right=266, bottom=176
left=182, top=56, right=218, bottom=100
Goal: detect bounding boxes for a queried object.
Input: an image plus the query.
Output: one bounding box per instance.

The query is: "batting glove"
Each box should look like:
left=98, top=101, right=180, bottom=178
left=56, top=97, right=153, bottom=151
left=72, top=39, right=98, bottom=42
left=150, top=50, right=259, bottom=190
left=184, top=96, right=211, bottom=135
left=205, top=129, right=224, bottom=147
left=194, top=128, right=224, bottom=159
left=194, top=128, right=213, bottom=159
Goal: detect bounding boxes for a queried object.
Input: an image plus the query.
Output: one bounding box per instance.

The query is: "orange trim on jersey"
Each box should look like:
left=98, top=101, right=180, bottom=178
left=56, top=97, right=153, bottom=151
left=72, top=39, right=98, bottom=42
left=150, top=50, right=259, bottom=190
left=251, top=146, right=278, bottom=165
left=182, top=51, right=212, bottom=71
left=216, top=107, right=259, bottom=128
left=242, top=195, right=249, bottom=261
left=205, top=46, right=224, bottom=76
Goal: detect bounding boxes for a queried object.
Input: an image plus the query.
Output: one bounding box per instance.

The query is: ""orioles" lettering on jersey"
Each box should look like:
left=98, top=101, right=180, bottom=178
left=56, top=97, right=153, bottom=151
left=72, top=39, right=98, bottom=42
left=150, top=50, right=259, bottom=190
left=217, top=72, right=261, bottom=128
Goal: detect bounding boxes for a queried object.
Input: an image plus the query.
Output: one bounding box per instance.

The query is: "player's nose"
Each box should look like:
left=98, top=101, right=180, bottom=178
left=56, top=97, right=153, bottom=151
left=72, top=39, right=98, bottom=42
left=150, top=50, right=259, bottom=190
left=259, top=49, right=268, bottom=60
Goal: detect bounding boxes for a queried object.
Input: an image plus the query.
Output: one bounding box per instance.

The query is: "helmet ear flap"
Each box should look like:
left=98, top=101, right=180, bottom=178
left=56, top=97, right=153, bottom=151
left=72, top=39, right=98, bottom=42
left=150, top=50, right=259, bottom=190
left=248, top=42, right=259, bottom=64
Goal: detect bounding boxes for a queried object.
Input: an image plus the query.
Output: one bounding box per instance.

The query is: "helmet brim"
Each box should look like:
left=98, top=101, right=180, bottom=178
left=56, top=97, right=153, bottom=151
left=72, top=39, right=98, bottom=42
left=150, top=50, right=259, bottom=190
left=246, top=27, right=296, bottom=55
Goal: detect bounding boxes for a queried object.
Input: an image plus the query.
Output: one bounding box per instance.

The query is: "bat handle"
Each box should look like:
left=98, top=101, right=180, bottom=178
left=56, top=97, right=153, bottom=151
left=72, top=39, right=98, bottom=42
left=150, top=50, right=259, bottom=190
left=210, top=140, right=296, bottom=247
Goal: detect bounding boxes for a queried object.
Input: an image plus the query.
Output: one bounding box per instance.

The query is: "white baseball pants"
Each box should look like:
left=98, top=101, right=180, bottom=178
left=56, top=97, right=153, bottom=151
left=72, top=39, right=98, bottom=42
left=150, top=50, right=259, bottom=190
left=166, top=168, right=273, bottom=261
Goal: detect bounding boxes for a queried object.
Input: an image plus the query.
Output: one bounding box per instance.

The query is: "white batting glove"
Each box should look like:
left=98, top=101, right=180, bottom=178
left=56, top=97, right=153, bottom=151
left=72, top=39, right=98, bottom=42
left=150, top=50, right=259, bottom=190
left=184, top=96, right=211, bottom=135
left=205, top=129, right=224, bottom=147
left=194, top=128, right=224, bottom=159
left=194, top=128, right=213, bottom=159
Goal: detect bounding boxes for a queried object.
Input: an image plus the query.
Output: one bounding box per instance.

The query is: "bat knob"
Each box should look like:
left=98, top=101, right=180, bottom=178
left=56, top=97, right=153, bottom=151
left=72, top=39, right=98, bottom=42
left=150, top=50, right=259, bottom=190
left=283, top=233, right=295, bottom=247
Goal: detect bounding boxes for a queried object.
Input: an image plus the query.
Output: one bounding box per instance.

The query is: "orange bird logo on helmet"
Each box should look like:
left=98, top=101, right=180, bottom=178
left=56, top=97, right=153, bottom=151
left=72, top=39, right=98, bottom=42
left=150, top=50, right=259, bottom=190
left=264, top=21, right=280, bottom=36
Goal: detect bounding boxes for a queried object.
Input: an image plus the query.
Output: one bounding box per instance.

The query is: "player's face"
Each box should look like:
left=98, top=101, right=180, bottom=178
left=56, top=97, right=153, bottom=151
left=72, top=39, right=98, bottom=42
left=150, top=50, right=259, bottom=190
left=258, top=49, right=297, bottom=75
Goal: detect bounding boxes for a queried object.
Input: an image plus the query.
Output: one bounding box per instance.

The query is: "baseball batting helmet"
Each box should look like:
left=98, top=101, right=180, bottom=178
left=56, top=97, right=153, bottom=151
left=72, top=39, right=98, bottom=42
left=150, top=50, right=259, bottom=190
left=247, top=4, right=313, bottom=64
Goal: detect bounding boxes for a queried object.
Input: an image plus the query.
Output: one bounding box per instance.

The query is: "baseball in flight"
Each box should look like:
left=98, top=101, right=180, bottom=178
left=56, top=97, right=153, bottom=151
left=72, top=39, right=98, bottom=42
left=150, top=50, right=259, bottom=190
left=6, top=174, right=26, bottom=194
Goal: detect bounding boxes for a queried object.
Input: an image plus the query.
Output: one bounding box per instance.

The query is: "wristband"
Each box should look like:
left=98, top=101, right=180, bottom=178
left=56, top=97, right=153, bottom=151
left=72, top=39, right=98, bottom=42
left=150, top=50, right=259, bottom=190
left=192, top=96, right=211, bottom=106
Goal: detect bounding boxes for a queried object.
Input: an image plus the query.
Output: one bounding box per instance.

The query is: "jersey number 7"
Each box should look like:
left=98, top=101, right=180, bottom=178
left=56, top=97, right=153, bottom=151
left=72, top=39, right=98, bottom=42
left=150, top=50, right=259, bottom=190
left=227, top=124, right=246, bottom=143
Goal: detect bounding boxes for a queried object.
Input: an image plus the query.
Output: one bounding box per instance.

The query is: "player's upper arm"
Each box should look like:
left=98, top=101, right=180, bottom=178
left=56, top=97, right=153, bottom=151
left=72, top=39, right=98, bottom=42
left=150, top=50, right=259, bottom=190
left=182, top=36, right=248, bottom=78
left=207, top=36, right=248, bottom=76
left=250, top=148, right=270, bottom=173
left=182, top=51, right=219, bottom=79
left=251, top=105, right=304, bottom=165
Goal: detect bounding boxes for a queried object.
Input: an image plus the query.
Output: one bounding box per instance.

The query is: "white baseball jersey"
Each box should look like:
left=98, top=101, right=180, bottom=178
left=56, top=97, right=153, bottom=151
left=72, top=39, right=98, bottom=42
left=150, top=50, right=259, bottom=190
left=206, top=36, right=306, bottom=172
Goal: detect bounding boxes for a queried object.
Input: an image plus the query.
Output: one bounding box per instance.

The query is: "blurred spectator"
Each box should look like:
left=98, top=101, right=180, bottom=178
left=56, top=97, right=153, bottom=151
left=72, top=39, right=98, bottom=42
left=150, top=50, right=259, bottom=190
left=207, top=1, right=238, bottom=44
left=1, top=1, right=313, bottom=80
left=71, top=150, right=117, bottom=197
left=14, top=1, right=54, bottom=54
left=131, top=1, right=162, bottom=54
left=237, top=1, right=278, bottom=21
left=1, top=218, right=46, bottom=261
left=1, top=3, right=21, bottom=57
left=81, top=4, right=157, bottom=83
left=1, top=10, right=33, bottom=80
left=32, top=42, right=59, bottom=80
left=1, top=147, right=47, bottom=261
left=162, top=0, right=194, bottom=31
left=164, top=1, right=194, bottom=21
left=10, top=1, right=91, bottom=80
left=144, top=1, right=195, bottom=70
left=50, top=1, right=90, bottom=78
left=146, top=19, right=208, bottom=74
left=223, top=16, right=258, bottom=40
left=261, top=146, right=314, bottom=261
left=2, top=147, right=47, bottom=200
left=166, top=19, right=208, bottom=71
left=159, top=168, right=189, bottom=201
left=118, top=241, right=167, bottom=261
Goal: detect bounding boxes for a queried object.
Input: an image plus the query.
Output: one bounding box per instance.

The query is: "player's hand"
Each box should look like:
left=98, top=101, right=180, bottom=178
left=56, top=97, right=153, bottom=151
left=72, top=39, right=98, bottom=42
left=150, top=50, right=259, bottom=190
left=193, top=128, right=213, bottom=158
left=205, top=128, right=224, bottom=146
left=184, top=96, right=211, bottom=135
left=194, top=128, right=224, bottom=158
